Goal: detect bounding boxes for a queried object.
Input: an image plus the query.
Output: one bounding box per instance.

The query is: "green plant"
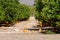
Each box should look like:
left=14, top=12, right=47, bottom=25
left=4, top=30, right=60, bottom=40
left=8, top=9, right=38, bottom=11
left=0, top=0, right=30, bottom=23
left=0, top=7, right=5, bottom=22
left=44, top=31, right=55, bottom=34
left=34, top=0, right=44, bottom=12
left=35, top=0, right=60, bottom=27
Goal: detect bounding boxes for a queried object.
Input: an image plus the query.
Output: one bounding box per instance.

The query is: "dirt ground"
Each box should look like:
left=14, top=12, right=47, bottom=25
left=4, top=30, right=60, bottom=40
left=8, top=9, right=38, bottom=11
left=0, top=17, right=60, bottom=40
left=0, top=16, right=38, bottom=32
left=0, top=33, right=60, bottom=40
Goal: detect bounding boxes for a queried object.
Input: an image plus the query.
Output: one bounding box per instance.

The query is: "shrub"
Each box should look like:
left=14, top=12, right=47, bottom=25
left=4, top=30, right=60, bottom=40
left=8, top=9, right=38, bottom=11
left=0, top=0, right=30, bottom=23
left=35, top=0, right=60, bottom=28
left=0, top=7, right=5, bottom=22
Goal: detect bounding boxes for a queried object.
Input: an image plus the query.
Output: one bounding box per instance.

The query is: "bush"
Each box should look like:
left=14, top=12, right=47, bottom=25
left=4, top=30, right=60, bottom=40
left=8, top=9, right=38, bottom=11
left=0, top=7, right=5, bottom=22
left=0, top=0, right=30, bottom=23
left=35, top=0, right=60, bottom=28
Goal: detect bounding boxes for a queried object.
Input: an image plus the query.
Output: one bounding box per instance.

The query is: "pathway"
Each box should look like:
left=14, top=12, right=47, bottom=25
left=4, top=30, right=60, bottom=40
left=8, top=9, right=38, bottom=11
left=0, top=33, right=60, bottom=40
left=0, top=16, right=38, bottom=32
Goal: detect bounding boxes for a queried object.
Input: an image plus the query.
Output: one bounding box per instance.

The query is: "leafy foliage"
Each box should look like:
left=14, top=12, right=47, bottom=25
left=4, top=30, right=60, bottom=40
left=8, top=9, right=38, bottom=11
left=0, top=0, right=30, bottom=23
left=0, top=7, right=5, bottom=22
left=35, top=0, right=60, bottom=28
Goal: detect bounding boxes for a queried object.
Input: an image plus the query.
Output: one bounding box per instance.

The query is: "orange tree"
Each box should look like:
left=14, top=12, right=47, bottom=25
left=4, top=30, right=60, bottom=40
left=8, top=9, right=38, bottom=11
left=35, top=0, right=60, bottom=30
left=0, top=0, right=30, bottom=24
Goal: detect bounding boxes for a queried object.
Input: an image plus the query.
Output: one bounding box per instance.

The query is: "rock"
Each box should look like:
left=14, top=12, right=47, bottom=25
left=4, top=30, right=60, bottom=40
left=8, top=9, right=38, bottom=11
left=14, top=28, right=19, bottom=32
left=24, top=16, right=38, bottom=28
